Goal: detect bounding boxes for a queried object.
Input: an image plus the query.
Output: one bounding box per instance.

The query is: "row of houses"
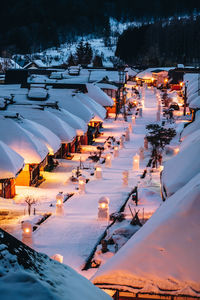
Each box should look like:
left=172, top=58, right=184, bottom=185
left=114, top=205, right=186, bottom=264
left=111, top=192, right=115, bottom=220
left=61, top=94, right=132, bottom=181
left=0, top=66, right=138, bottom=199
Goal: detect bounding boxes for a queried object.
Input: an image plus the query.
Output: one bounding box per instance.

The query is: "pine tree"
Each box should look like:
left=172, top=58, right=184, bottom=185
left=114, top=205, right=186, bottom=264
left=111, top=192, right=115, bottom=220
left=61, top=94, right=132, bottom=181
left=67, top=53, right=76, bottom=66
left=84, top=42, right=93, bottom=65
left=93, top=55, right=103, bottom=67
left=75, top=41, right=85, bottom=65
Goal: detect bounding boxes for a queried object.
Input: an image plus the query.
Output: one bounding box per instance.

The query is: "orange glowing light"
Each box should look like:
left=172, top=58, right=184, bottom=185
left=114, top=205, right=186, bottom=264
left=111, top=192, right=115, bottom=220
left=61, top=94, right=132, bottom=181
left=79, top=180, right=84, bottom=185
left=57, top=199, right=62, bottom=205
left=179, top=82, right=184, bottom=87
left=164, top=78, right=168, bottom=83
left=24, top=228, right=30, bottom=233
left=100, top=203, right=106, bottom=209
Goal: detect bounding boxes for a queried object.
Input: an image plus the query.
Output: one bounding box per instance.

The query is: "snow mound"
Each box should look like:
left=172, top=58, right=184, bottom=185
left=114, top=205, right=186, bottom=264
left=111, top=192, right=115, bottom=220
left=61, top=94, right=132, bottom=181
left=28, top=88, right=48, bottom=100
left=92, top=173, right=200, bottom=297
left=0, top=229, right=111, bottom=300
left=181, top=110, right=200, bottom=138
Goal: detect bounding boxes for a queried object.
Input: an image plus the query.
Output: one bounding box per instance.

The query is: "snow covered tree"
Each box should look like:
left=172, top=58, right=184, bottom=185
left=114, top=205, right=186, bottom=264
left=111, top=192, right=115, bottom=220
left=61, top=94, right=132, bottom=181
left=84, top=42, right=93, bottom=65
left=75, top=41, right=85, bottom=65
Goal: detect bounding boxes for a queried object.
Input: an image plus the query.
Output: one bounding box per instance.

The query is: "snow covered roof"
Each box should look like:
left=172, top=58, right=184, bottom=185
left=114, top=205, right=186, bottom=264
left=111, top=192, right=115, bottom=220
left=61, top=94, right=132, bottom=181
left=0, top=116, right=48, bottom=164
left=86, top=84, right=114, bottom=107
left=162, top=122, right=200, bottom=197
left=76, top=93, right=106, bottom=120
left=0, top=141, right=24, bottom=179
left=137, top=67, right=174, bottom=80
left=125, top=67, right=137, bottom=77
left=0, top=57, right=21, bottom=69
left=7, top=105, right=76, bottom=144
left=28, top=88, right=48, bottom=100
left=12, top=115, right=61, bottom=155
left=48, top=89, right=94, bottom=123
left=95, top=83, right=118, bottom=90
left=92, top=173, right=200, bottom=298
left=46, top=107, right=87, bottom=135
left=0, top=229, right=111, bottom=300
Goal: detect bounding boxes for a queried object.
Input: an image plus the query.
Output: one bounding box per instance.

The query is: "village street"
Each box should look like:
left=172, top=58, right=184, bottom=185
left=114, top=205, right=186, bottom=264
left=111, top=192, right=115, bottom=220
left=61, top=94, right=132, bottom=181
left=0, top=87, right=163, bottom=278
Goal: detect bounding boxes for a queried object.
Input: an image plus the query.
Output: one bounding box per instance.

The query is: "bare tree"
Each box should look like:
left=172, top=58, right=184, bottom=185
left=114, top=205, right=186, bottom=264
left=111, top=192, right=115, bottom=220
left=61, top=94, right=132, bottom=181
left=25, top=196, right=37, bottom=216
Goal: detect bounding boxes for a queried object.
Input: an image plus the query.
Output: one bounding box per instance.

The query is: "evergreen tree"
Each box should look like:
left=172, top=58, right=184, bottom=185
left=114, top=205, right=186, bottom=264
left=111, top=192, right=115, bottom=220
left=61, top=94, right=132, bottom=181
left=93, top=55, right=103, bottom=67
left=67, top=53, right=76, bottom=66
left=75, top=41, right=85, bottom=65
left=84, top=42, right=93, bottom=65
left=103, top=17, right=111, bottom=47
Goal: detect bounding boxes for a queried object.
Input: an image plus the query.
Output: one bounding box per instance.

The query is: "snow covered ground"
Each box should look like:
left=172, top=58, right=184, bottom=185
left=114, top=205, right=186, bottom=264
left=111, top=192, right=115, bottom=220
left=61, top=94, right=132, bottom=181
left=0, top=87, right=163, bottom=280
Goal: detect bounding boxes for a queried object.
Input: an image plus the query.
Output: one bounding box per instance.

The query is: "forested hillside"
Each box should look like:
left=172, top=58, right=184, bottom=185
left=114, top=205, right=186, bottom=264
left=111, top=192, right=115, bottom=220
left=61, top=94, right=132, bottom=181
left=116, top=16, right=200, bottom=67
left=0, top=0, right=200, bottom=54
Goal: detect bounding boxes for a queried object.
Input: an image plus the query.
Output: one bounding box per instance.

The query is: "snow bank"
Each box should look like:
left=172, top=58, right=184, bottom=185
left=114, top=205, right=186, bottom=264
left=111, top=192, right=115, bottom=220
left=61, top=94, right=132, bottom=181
left=0, top=229, right=111, bottom=300
left=0, top=116, right=48, bottom=164
left=0, top=141, right=24, bottom=179
left=181, top=110, right=200, bottom=138
left=86, top=84, right=114, bottom=107
left=162, top=125, right=200, bottom=196
left=189, top=95, right=200, bottom=109
left=92, top=173, right=200, bottom=297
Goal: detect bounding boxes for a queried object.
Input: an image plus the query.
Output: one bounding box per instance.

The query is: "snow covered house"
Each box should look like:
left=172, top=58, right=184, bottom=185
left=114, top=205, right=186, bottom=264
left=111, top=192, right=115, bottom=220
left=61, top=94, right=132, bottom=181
left=0, top=116, right=48, bottom=186
left=7, top=105, right=76, bottom=159
left=95, top=82, right=118, bottom=114
left=0, top=141, right=24, bottom=198
left=24, top=59, right=47, bottom=69
left=92, top=173, right=200, bottom=299
left=0, top=229, right=111, bottom=300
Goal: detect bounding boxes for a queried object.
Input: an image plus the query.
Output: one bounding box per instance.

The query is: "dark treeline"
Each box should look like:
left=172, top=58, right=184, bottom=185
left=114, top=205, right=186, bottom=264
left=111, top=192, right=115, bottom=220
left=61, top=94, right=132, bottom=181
left=116, top=16, right=200, bottom=68
left=0, top=0, right=200, bottom=54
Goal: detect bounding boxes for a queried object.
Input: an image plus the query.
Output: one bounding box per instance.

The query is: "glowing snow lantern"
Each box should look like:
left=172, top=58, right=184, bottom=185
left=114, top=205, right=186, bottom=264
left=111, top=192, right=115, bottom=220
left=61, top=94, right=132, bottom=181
left=139, top=146, right=144, bottom=160
left=51, top=254, right=63, bottom=263
left=125, top=128, right=130, bottom=141
left=114, top=146, right=119, bottom=158
left=98, top=196, right=109, bottom=220
left=105, top=153, right=112, bottom=168
left=79, top=176, right=86, bottom=193
left=132, top=115, right=135, bottom=125
left=22, top=221, right=33, bottom=247
left=129, top=122, right=132, bottom=133
left=133, top=153, right=140, bottom=171
left=174, top=147, right=180, bottom=155
left=56, top=191, right=64, bottom=216
left=95, top=165, right=102, bottom=179
left=159, top=165, right=164, bottom=172
left=144, top=137, right=148, bottom=150
left=122, top=170, right=129, bottom=187
left=120, top=136, right=124, bottom=149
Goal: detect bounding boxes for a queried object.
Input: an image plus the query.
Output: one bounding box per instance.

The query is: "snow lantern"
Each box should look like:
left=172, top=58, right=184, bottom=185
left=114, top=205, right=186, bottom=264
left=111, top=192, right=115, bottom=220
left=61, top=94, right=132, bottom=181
left=120, top=136, right=124, bottom=149
left=79, top=176, right=86, bottom=193
left=132, top=115, right=136, bottom=125
left=139, top=108, right=143, bottom=117
left=133, top=153, right=140, bottom=171
left=174, top=147, right=180, bottom=155
left=139, top=146, right=144, bottom=160
left=122, top=170, right=129, bottom=187
left=56, top=192, right=64, bottom=216
left=114, top=146, right=119, bottom=158
left=22, top=221, right=33, bottom=247
left=125, top=128, right=130, bottom=141
left=51, top=254, right=63, bottom=263
left=156, top=111, right=160, bottom=121
left=105, top=153, right=112, bottom=168
left=129, top=123, right=132, bottom=133
left=98, top=196, right=109, bottom=220
left=144, top=137, right=148, bottom=150
left=95, top=165, right=102, bottom=179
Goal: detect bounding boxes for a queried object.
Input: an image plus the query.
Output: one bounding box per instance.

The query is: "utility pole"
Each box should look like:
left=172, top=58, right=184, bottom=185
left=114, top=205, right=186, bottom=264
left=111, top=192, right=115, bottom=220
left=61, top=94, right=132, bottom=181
left=183, top=81, right=188, bottom=116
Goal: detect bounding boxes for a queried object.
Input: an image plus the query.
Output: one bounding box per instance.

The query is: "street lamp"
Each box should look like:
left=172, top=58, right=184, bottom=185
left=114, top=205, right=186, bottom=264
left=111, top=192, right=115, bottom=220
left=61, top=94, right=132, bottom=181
left=183, top=81, right=188, bottom=116
left=116, top=67, right=127, bottom=121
